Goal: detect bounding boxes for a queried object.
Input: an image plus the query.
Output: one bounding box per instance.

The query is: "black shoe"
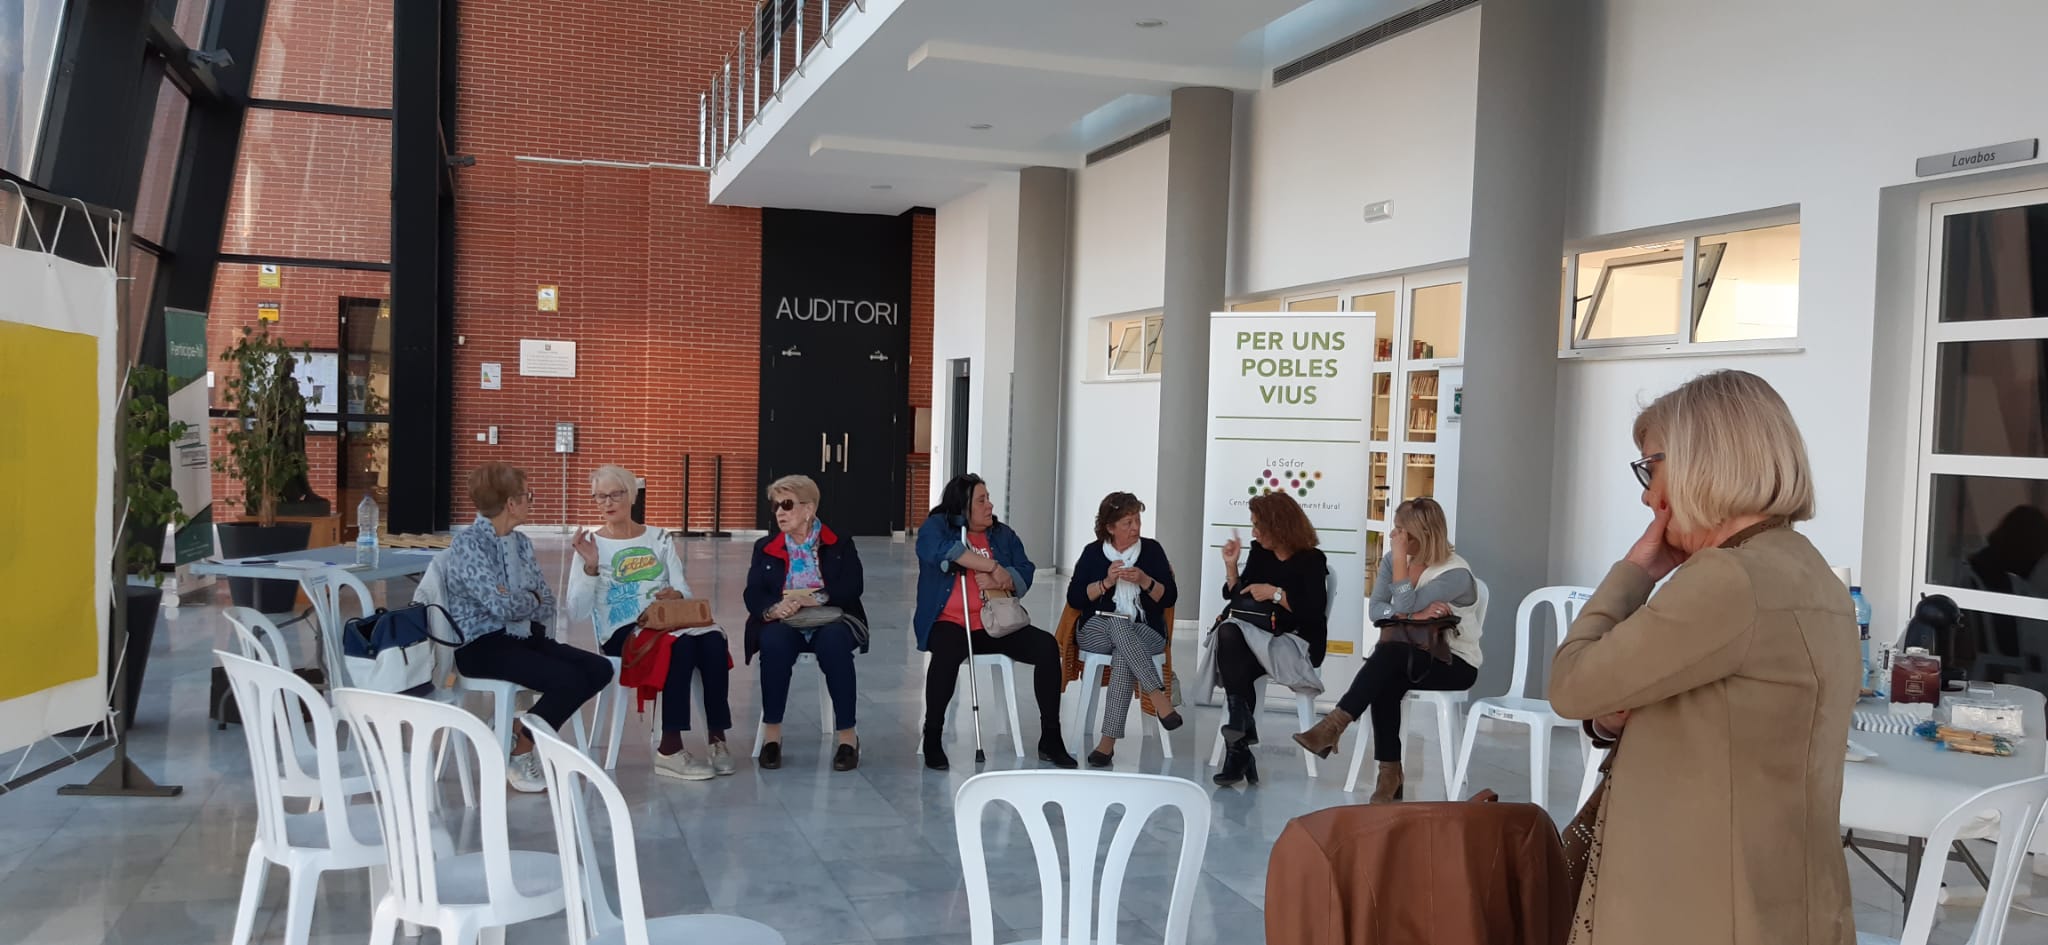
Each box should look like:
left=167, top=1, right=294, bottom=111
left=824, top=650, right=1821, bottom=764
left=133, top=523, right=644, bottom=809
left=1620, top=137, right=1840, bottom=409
left=1222, top=695, right=1261, bottom=747
left=923, top=729, right=949, bottom=771
left=758, top=741, right=781, bottom=770
left=1159, top=711, right=1185, bottom=732
left=1038, top=736, right=1079, bottom=770
left=1213, top=743, right=1259, bottom=787
left=1086, top=749, right=1114, bottom=769
left=833, top=739, right=861, bottom=772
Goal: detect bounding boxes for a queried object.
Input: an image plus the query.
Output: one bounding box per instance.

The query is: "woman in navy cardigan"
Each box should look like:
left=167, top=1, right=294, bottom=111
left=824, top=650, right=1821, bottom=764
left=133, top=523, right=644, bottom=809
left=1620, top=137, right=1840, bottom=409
left=1065, top=492, right=1181, bottom=767
left=744, top=475, right=868, bottom=772
left=913, top=474, right=1077, bottom=771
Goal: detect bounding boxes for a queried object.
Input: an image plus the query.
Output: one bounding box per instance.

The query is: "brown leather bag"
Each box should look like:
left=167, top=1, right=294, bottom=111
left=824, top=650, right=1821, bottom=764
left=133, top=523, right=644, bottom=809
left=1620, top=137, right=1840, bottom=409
left=638, top=597, right=713, bottom=631
left=1376, top=616, right=1457, bottom=662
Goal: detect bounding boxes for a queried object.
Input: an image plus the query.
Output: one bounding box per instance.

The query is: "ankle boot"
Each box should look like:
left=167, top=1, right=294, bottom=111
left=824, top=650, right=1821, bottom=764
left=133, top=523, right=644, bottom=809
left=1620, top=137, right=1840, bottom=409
left=922, top=724, right=949, bottom=771
left=1213, top=742, right=1260, bottom=787
left=1220, top=695, right=1261, bottom=748
left=1291, top=708, right=1355, bottom=759
left=1369, top=761, right=1405, bottom=803
left=1037, top=729, right=1078, bottom=769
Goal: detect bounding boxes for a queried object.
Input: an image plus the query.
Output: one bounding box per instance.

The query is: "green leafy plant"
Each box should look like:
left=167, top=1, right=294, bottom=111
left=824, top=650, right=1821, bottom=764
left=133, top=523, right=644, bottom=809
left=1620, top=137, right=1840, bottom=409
left=122, top=365, right=192, bottom=584
left=213, top=327, right=313, bottom=527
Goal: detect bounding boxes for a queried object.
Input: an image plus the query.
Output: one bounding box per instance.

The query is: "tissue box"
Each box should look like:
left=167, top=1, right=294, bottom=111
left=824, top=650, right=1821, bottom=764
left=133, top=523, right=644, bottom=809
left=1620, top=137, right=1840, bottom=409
left=1945, top=697, right=2025, bottom=738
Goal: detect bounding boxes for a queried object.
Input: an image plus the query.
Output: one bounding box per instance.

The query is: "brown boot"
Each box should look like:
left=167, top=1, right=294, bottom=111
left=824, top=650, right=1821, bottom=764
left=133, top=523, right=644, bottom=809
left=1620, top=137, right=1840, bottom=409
left=1291, top=708, right=1355, bottom=759
left=1369, top=762, right=1405, bottom=804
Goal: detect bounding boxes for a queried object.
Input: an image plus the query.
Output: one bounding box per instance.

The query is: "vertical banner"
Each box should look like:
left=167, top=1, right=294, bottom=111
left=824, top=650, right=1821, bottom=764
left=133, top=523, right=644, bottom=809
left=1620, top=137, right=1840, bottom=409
left=1200, top=312, right=1373, bottom=698
left=164, top=307, right=213, bottom=569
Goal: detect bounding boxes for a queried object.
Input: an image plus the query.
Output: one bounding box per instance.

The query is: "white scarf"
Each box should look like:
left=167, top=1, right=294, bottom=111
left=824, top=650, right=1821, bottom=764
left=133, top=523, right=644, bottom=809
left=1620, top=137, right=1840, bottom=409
left=1102, top=540, right=1143, bottom=619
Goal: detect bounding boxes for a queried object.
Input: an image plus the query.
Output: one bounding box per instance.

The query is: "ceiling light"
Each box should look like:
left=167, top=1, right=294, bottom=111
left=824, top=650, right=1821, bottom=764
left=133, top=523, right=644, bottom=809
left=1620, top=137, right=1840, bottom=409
left=968, top=122, right=993, bottom=131
left=1135, top=18, right=1165, bottom=28
left=871, top=184, right=893, bottom=190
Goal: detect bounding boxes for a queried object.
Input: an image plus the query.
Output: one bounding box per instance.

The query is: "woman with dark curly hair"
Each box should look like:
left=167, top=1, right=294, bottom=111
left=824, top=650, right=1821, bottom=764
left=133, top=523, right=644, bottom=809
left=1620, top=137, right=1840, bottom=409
left=1205, top=491, right=1329, bottom=787
left=1065, top=492, right=1180, bottom=767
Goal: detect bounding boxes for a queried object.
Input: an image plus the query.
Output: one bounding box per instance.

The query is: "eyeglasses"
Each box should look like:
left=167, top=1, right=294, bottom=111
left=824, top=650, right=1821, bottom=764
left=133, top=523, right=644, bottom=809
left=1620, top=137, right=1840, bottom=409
left=1630, top=453, right=1665, bottom=490
left=592, top=490, right=630, bottom=505
left=772, top=498, right=802, bottom=513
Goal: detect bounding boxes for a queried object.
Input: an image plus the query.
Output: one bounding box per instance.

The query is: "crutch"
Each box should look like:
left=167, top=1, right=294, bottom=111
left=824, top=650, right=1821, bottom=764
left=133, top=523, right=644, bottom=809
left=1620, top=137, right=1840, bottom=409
left=959, top=525, right=988, bottom=765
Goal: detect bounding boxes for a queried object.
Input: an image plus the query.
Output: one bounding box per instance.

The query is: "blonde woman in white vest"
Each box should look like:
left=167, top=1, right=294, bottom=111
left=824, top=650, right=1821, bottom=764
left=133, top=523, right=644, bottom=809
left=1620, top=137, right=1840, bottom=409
left=1293, top=497, right=1480, bottom=802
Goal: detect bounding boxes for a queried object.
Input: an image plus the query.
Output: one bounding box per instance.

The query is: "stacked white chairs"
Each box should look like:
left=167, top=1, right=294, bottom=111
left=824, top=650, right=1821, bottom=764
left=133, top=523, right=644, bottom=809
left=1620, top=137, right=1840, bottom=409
left=1856, top=774, right=2048, bottom=945
left=1208, top=571, right=1338, bottom=778
left=217, top=652, right=389, bottom=945
left=1068, top=650, right=1175, bottom=760
left=224, top=606, right=296, bottom=668
left=955, top=770, right=1210, bottom=945
left=336, top=687, right=565, bottom=945
left=222, top=610, right=373, bottom=810
left=919, top=651, right=1026, bottom=759
left=524, top=715, right=787, bottom=945
left=750, top=651, right=839, bottom=758
left=1445, top=585, right=1594, bottom=809
left=1344, top=579, right=1491, bottom=796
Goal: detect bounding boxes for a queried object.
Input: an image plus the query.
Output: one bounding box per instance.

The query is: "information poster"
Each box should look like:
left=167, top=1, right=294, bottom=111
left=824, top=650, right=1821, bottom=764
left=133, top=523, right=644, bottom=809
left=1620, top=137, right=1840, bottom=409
left=164, top=308, right=213, bottom=566
left=1200, top=312, right=1373, bottom=699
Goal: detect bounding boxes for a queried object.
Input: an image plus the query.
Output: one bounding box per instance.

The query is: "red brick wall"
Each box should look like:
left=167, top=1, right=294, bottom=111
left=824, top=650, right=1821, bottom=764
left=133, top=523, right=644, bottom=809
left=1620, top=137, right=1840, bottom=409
left=449, top=0, right=762, bottom=529
left=907, top=209, right=934, bottom=525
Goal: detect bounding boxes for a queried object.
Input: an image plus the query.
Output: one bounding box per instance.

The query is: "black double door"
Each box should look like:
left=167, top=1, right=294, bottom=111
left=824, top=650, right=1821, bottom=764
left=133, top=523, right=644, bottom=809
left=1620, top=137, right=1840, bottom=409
left=757, top=209, right=913, bottom=536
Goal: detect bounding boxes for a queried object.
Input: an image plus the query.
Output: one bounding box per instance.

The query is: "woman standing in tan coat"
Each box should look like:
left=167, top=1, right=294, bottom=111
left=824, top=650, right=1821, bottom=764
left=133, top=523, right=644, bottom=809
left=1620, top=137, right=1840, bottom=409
left=1550, top=370, right=1859, bottom=945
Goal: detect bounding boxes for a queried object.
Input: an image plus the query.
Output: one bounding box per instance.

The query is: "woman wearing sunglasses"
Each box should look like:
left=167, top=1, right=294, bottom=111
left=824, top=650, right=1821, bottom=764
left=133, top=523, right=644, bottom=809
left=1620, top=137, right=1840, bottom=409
left=568, top=464, right=732, bottom=781
left=743, top=474, right=868, bottom=772
left=443, top=462, right=614, bottom=793
left=1548, top=370, right=1856, bottom=945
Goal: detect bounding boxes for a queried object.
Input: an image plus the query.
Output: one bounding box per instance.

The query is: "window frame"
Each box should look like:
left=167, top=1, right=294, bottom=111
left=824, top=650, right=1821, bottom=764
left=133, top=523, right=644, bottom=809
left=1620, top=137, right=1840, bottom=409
left=1095, top=310, right=1165, bottom=380
left=1558, top=211, right=1804, bottom=360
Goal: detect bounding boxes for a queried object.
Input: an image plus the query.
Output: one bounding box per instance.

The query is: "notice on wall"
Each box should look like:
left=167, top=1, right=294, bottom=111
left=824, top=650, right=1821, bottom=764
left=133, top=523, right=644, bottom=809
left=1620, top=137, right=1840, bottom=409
left=537, top=285, right=559, bottom=312
left=257, top=264, right=281, bottom=288
left=257, top=301, right=280, bottom=322
left=518, top=339, right=576, bottom=378
left=1199, top=312, right=1374, bottom=694
left=480, top=362, right=502, bottom=390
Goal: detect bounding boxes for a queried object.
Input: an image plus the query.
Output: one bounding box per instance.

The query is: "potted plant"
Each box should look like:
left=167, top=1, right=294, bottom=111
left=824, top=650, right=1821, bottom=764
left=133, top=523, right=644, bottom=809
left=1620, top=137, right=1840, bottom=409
left=117, top=365, right=191, bottom=721
left=213, top=327, right=316, bottom=612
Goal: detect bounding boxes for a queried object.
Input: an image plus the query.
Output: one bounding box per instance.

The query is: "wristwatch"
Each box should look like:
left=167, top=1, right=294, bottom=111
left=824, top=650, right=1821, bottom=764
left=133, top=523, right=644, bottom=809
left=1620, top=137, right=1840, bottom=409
left=1273, top=589, right=1287, bottom=605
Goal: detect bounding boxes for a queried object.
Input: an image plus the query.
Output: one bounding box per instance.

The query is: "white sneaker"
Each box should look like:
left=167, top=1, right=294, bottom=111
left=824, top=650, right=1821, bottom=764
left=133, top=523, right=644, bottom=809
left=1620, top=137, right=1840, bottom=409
left=654, top=748, right=715, bottom=781
left=506, top=751, right=546, bottom=793
left=709, top=742, right=736, bottom=776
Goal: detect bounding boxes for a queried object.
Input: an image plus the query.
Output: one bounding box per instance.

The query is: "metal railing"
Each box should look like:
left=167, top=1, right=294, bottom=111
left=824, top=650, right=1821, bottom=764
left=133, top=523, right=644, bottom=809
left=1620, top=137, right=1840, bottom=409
left=700, top=0, right=867, bottom=169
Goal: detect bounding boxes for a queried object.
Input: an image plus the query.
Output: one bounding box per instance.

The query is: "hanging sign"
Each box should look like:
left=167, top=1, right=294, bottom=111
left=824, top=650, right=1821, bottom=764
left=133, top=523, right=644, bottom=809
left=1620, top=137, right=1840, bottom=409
left=1200, top=312, right=1374, bottom=693
left=257, top=264, right=281, bottom=288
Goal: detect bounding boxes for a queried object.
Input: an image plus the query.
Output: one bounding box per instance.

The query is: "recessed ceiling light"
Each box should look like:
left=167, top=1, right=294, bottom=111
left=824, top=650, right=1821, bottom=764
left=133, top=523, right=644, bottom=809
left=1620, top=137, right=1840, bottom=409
left=1134, top=18, right=1165, bottom=28
left=968, top=122, right=994, bottom=131
left=871, top=184, right=893, bottom=190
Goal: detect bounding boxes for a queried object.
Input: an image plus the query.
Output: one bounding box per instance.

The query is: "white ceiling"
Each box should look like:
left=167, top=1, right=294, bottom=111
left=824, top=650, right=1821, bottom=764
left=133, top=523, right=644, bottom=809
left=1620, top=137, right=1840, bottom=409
left=707, top=0, right=1431, bottom=213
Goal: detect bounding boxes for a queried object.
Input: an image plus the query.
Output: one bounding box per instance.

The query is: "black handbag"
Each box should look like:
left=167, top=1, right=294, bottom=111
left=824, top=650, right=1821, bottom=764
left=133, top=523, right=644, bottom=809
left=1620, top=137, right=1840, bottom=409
left=1223, top=594, right=1292, bottom=634
left=1374, top=616, right=1459, bottom=683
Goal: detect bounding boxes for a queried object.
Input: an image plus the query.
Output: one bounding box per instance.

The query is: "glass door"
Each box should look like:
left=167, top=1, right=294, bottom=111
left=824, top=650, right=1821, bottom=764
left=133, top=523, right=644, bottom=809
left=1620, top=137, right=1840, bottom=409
left=1912, top=189, right=2048, bottom=694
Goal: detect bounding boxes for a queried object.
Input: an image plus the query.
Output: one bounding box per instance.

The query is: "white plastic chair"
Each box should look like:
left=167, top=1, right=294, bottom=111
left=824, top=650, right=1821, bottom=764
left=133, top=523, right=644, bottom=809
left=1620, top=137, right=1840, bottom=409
left=222, top=609, right=372, bottom=810
left=1345, top=579, right=1491, bottom=796
left=1446, top=585, right=1593, bottom=809
left=1857, top=774, right=2048, bottom=945
left=218, top=652, right=389, bottom=945
left=524, top=715, right=786, bottom=945
left=955, top=770, right=1210, bottom=945
left=1068, top=651, right=1175, bottom=760
left=919, top=651, right=1026, bottom=758
left=335, top=687, right=566, bottom=945
left=750, top=652, right=839, bottom=758
left=304, top=568, right=379, bottom=687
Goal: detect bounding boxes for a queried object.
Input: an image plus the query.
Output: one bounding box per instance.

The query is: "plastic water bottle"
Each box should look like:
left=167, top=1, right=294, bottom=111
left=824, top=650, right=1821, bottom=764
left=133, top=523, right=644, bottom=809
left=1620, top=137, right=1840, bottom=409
left=356, top=494, right=380, bottom=567
left=1850, top=585, right=1872, bottom=690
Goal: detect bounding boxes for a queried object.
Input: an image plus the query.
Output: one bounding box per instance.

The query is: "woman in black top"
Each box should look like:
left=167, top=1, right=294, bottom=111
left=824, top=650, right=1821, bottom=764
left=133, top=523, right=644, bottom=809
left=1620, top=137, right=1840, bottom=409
left=1210, top=491, right=1329, bottom=786
left=1066, top=492, right=1181, bottom=767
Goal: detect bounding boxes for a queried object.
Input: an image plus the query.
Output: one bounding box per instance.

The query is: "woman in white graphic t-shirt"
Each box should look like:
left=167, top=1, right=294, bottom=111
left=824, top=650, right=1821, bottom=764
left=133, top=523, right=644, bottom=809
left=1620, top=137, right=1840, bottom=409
left=568, top=464, right=733, bottom=782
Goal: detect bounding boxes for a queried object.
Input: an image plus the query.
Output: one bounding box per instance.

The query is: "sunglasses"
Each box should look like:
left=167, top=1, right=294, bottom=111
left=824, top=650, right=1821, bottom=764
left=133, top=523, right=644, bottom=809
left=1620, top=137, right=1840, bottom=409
left=1630, top=453, right=1665, bottom=490
left=772, top=498, right=805, bottom=513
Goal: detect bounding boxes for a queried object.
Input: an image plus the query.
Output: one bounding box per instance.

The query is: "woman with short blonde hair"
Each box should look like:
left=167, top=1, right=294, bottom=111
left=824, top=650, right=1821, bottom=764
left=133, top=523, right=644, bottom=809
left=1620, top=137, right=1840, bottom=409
left=1292, top=496, right=1483, bottom=803
left=1549, top=369, right=1855, bottom=944
left=568, top=464, right=733, bottom=781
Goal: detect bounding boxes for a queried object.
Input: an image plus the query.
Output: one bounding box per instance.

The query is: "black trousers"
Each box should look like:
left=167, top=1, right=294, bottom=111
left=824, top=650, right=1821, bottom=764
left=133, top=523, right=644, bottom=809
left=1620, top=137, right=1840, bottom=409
left=453, top=632, right=614, bottom=732
left=1212, top=621, right=1268, bottom=699
left=925, top=622, right=1062, bottom=737
left=602, top=626, right=734, bottom=735
left=1338, top=642, right=1477, bottom=762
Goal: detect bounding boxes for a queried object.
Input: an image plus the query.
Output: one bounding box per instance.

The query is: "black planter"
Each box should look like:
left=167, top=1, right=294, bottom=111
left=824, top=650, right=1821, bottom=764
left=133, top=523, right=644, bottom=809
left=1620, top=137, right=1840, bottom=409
left=119, top=584, right=162, bottom=726
left=217, top=521, right=313, bottom=614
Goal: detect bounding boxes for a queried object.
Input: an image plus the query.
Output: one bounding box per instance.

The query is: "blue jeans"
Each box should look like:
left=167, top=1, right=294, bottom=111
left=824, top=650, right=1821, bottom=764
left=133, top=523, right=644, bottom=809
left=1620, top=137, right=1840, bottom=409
left=757, top=621, right=859, bottom=730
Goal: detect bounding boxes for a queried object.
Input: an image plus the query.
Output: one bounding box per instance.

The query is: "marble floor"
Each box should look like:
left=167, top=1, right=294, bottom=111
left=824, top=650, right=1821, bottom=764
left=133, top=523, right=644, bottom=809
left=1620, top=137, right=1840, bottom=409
left=1, top=534, right=2044, bottom=944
